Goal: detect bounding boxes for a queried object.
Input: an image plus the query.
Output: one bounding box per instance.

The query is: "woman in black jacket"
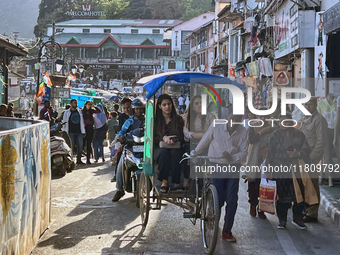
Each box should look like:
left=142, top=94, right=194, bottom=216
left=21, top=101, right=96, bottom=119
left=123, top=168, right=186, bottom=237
left=155, top=94, right=184, bottom=193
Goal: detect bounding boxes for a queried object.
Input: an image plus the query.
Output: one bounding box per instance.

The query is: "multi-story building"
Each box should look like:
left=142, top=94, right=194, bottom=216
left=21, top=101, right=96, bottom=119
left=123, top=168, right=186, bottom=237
left=46, top=19, right=181, bottom=82
left=161, top=12, right=215, bottom=72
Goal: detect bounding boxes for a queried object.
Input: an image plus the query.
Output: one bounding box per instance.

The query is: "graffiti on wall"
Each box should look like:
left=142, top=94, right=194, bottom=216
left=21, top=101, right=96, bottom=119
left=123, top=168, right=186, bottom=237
left=0, top=121, right=51, bottom=255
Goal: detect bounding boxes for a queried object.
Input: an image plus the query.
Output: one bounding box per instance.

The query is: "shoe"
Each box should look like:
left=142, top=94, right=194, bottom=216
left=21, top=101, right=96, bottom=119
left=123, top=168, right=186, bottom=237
left=222, top=231, right=236, bottom=242
left=250, top=205, right=256, bottom=217
left=277, top=221, right=287, bottom=229
left=303, top=215, right=318, bottom=223
left=102, top=157, right=105, bottom=162
left=77, top=161, right=85, bottom=165
left=258, top=211, right=267, bottom=219
left=112, top=190, right=125, bottom=202
left=111, top=176, right=116, bottom=182
left=94, top=159, right=98, bottom=163
left=292, top=220, right=307, bottom=230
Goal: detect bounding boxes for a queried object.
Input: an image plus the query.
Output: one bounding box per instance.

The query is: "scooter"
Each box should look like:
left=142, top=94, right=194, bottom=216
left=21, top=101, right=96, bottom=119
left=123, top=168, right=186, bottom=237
left=50, top=120, right=75, bottom=176
left=121, top=128, right=144, bottom=208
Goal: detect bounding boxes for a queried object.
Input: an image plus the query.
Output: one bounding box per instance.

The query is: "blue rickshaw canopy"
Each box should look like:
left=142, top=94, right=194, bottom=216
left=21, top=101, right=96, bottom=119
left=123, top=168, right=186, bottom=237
left=138, top=71, right=245, bottom=99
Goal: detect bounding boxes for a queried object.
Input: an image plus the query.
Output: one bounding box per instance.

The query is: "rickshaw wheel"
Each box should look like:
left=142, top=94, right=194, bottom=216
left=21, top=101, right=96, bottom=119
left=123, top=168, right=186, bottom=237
left=139, top=171, right=150, bottom=226
left=201, top=184, right=220, bottom=255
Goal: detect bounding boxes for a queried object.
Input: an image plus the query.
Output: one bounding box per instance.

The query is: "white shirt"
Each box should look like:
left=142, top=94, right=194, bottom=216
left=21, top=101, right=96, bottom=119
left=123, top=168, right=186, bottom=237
left=178, top=97, right=184, bottom=106
left=195, top=123, right=249, bottom=164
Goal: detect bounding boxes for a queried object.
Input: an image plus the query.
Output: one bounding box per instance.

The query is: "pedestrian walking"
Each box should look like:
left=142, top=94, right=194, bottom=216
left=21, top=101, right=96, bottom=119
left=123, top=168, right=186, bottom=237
left=246, top=107, right=276, bottom=219
left=62, top=99, right=86, bottom=165
left=194, top=113, right=249, bottom=242
left=39, top=100, right=51, bottom=121
left=93, top=104, right=108, bottom=163
left=317, top=94, right=337, bottom=186
left=107, top=111, right=119, bottom=144
left=300, top=97, right=327, bottom=222
left=82, top=101, right=102, bottom=164
left=266, top=114, right=313, bottom=230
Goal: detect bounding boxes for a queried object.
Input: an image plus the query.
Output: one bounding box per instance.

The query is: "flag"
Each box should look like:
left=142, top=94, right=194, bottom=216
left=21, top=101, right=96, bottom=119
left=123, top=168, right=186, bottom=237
left=34, top=81, right=46, bottom=105
left=65, top=73, right=76, bottom=88
left=42, top=72, right=52, bottom=88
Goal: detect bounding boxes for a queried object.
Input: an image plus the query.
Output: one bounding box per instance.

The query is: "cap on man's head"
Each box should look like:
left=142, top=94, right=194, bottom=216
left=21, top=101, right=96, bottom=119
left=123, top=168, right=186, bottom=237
left=310, top=96, right=318, bottom=103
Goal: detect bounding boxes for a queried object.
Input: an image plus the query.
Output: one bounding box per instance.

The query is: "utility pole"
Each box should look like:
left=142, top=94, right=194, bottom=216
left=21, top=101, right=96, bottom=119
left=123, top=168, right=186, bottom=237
left=51, top=21, right=56, bottom=76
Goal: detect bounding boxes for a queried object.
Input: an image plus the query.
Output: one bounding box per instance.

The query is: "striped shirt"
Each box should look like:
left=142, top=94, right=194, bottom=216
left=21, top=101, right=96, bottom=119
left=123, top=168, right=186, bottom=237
left=195, top=123, right=249, bottom=164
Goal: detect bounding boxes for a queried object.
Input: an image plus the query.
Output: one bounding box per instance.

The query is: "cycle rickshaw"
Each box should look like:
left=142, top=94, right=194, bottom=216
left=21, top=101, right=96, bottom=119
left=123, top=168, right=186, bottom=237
left=136, top=72, right=244, bottom=255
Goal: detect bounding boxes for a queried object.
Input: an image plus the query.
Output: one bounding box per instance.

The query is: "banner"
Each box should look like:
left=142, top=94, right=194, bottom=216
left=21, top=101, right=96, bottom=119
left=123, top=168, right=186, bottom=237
left=314, top=12, right=327, bottom=97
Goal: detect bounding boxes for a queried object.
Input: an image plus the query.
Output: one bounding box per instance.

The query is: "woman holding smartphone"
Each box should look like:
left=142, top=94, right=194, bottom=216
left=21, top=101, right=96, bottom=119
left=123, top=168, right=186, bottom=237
left=155, top=94, right=184, bottom=194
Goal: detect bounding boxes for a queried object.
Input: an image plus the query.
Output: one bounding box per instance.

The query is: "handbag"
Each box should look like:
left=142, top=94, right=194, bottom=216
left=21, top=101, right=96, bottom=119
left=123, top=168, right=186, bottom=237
left=102, top=139, right=108, bottom=147
left=159, top=141, right=181, bottom=149
left=258, top=178, right=277, bottom=215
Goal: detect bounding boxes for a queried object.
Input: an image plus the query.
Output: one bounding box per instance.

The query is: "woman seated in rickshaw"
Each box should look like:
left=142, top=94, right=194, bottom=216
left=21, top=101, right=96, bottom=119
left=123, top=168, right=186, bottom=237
left=182, top=95, right=217, bottom=186
left=155, top=94, right=184, bottom=194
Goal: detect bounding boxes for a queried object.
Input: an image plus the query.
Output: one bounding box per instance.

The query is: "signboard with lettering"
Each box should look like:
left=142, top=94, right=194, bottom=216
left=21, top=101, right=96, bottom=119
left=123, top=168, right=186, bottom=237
left=324, top=2, right=340, bottom=35
left=172, top=30, right=182, bottom=51
left=98, top=58, right=122, bottom=63
left=274, top=1, right=295, bottom=59
left=66, top=5, right=105, bottom=18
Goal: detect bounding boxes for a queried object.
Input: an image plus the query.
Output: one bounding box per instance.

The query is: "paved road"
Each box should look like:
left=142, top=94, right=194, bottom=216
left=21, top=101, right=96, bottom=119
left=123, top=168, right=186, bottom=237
left=32, top=154, right=340, bottom=255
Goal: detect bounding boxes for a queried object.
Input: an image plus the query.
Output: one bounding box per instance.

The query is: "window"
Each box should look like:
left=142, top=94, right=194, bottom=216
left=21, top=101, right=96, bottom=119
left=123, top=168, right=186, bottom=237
left=85, top=48, right=98, bottom=58
left=168, top=60, right=176, bottom=69
left=131, top=29, right=139, bottom=34
left=153, top=29, right=160, bottom=34
left=124, top=48, right=135, bottom=59
left=83, top=29, right=90, bottom=33
left=142, top=49, right=154, bottom=59
left=56, top=28, right=64, bottom=33
left=104, top=29, right=111, bottom=33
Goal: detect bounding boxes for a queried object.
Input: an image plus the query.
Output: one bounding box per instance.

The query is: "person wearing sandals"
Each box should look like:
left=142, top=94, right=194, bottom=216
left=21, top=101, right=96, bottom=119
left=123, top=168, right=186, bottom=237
left=246, top=107, right=276, bottom=219
left=182, top=95, right=216, bottom=187
left=93, top=104, right=108, bottom=163
left=155, top=94, right=184, bottom=194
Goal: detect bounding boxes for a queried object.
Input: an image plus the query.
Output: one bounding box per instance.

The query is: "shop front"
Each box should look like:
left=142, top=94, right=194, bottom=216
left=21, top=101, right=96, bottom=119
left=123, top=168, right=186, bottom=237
left=324, top=2, right=340, bottom=97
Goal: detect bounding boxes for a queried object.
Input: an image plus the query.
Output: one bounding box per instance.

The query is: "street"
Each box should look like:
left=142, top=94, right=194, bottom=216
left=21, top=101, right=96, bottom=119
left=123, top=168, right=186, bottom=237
left=31, top=153, right=340, bottom=255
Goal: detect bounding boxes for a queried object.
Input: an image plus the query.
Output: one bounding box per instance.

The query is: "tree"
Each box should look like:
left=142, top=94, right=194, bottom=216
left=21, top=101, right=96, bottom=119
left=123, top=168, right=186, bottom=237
left=93, top=0, right=129, bottom=19
left=180, top=0, right=214, bottom=21
left=122, top=0, right=152, bottom=19
left=34, top=0, right=73, bottom=37
left=145, top=0, right=183, bottom=19
left=34, top=0, right=128, bottom=37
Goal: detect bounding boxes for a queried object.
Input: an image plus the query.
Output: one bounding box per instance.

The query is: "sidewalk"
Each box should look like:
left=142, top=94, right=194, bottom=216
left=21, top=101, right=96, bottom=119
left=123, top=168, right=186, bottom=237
left=320, top=180, right=340, bottom=229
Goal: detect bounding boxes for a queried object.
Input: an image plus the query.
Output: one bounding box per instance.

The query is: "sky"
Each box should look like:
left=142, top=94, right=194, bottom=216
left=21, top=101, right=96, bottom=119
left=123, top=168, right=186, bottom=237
left=0, top=0, right=40, bottom=40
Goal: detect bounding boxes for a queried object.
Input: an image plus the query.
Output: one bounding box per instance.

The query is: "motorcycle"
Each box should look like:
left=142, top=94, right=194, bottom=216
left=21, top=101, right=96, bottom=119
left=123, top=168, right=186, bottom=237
left=121, top=128, right=144, bottom=208
left=50, top=120, right=75, bottom=176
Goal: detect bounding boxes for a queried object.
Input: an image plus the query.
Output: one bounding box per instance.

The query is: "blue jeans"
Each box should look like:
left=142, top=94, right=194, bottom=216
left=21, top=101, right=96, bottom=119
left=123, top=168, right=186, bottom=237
left=116, top=156, right=124, bottom=191
left=69, top=133, right=84, bottom=162
left=212, top=163, right=240, bottom=234
left=93, top=139, right=104, bottom=160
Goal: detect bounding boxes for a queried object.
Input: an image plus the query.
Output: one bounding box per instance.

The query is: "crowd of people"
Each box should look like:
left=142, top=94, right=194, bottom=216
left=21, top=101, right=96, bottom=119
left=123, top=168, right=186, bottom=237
left=110, top=93, right=331, bottom=243
left=39, top=99, right=120, bottom=165
left=34, top=91, right=334, bottom=244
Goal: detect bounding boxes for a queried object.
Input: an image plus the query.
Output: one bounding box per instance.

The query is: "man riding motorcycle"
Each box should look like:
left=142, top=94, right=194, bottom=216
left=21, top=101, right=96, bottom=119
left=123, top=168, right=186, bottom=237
left=112, top=98, right=145, bottom=202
